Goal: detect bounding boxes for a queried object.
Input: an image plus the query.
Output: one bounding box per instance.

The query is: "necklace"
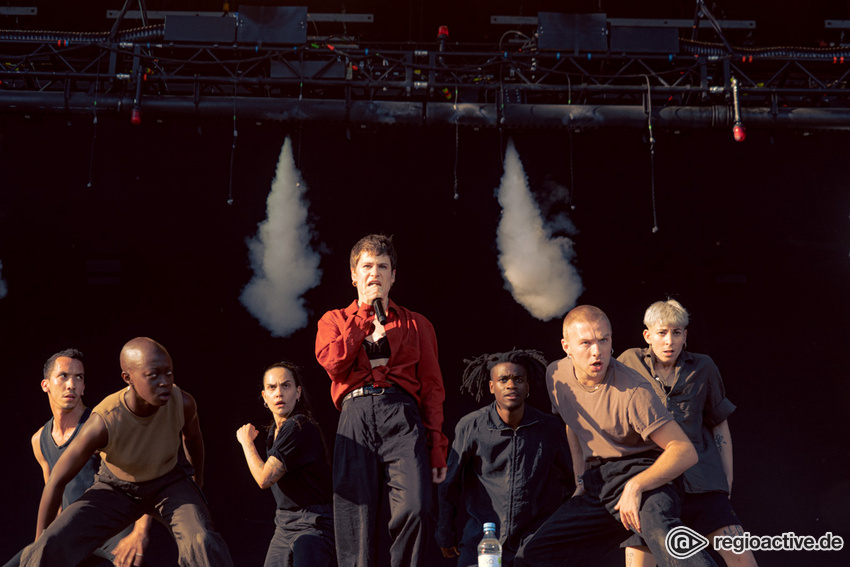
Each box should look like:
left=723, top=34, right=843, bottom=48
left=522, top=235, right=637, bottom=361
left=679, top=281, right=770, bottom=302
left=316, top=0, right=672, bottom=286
left=576, top=375, right=605, bottom=393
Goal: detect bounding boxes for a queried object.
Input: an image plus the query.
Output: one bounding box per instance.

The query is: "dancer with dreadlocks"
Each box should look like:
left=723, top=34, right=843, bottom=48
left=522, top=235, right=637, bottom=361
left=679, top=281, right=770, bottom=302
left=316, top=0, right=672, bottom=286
left=436, top=349, right=572, bottom=567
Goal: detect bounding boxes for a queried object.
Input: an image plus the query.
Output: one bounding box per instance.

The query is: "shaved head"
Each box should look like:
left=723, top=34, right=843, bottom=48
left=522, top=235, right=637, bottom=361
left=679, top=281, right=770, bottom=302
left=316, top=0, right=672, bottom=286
left=120, top=337, right=170, bottom=373
left=562, top=305, right=611, bottom=340
left=119, top=337, right=175, bottom=411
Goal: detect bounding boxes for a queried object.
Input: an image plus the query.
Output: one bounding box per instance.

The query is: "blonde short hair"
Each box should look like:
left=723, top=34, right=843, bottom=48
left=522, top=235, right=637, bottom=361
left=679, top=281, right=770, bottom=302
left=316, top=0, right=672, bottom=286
left=643, top=299, right=689, bottom=329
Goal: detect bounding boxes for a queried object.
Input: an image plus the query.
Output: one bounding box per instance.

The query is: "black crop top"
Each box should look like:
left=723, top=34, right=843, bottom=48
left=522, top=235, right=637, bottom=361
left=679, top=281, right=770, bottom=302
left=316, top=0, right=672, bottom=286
left=364, top=336, right=391, bottom=359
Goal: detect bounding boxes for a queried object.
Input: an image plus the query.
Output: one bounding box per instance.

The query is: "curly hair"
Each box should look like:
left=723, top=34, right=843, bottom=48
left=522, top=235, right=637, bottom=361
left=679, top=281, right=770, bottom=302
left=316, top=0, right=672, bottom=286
left=460, top=349, right=548, bottom=402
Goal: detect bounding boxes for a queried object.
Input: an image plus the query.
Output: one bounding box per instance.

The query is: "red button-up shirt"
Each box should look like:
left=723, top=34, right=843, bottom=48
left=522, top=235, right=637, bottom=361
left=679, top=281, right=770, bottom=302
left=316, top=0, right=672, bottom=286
left=315, top=299, right=448, bottom=469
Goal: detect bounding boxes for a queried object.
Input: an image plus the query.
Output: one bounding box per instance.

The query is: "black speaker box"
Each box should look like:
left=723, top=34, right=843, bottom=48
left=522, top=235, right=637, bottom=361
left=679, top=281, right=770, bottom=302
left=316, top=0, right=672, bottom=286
left=164, top=15, right=237, bottom=43
left=237, top=5, right=308, bottom=46
left=537, top=12, right=608, bottom=53
left=610, top=26, right=679, bottom=54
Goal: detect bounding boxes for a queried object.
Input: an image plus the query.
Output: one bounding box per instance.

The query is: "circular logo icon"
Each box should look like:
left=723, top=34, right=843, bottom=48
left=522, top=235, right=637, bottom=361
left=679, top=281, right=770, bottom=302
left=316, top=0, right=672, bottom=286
left=665, top=525, right=710, bottom=560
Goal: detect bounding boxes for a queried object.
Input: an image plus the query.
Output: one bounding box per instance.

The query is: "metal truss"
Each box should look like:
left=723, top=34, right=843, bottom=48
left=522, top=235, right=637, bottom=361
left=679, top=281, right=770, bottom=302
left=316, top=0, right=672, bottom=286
left=3, top=26, right=850, bottom=130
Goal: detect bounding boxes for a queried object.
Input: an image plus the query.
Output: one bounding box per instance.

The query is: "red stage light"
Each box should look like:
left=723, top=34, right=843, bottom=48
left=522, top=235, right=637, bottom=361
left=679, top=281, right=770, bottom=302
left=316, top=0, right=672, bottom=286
left=732, top=123, right=746, bottom=142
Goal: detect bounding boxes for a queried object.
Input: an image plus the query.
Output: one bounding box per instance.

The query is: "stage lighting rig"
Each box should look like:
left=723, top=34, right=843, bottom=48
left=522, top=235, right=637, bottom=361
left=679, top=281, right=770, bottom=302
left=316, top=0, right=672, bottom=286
left=4, top=8, right=850, bottom=130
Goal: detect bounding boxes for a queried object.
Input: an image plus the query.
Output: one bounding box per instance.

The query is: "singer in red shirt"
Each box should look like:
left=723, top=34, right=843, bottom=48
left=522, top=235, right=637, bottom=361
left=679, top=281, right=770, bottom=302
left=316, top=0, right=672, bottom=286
left=315, top=233, right=448, bottom=567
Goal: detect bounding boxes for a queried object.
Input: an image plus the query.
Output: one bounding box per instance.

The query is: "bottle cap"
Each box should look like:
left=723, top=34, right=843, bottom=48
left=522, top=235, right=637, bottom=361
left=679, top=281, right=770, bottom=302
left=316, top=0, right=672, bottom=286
left=483, top=522, right=496, bottom=530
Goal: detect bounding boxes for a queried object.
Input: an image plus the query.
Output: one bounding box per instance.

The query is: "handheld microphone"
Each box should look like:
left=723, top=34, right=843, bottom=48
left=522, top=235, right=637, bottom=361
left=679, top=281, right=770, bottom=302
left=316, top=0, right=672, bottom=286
left=373, top=298, right=388, bottom=325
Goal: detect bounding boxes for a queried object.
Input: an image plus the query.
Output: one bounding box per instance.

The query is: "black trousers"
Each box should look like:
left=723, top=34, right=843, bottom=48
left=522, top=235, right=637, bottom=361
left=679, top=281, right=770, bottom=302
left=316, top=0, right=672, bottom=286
left=333, top=391, right=431, bottom=567
left=515, top=455, right=717, bottom=567
left=3, top=526, right=132, bottom=567
left=20, top=465, right=233, bottom=567
left=263, top=505, right=335, bottom=567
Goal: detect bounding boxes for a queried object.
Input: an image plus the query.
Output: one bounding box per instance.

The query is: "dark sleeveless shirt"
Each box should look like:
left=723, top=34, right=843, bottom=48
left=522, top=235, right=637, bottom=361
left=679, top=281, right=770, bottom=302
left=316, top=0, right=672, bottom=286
left=39, top=407, right=101, bottom=509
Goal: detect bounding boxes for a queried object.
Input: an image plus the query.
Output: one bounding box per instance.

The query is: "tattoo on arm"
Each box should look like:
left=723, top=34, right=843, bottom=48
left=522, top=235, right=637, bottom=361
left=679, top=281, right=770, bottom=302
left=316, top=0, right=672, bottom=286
left=714, top=433, right=727, bottom=453
left=269, top=458, right=287, bottom=483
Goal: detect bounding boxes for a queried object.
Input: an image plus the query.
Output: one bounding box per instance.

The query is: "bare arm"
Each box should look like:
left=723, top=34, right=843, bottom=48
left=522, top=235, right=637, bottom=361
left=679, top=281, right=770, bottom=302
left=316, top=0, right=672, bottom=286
left=236, top=424, right=286, bottom=489
left=712, top=419, right=734, bottom=494
left=181, top=390, right=205, bottom=489
left=565, top=424, right=588, bottom=497
left=614, top=420, right=697, bottom=533
left=31, top=428, right=65, bottom=515
left=31, top=428, right=51, bottom=486
left=35, top=415, right=108, bottom=539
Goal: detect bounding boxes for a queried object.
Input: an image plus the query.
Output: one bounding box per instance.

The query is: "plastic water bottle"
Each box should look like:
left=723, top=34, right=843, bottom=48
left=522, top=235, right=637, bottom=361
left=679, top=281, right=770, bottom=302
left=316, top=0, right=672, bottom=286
left=477, top=522, right=501, bottom=566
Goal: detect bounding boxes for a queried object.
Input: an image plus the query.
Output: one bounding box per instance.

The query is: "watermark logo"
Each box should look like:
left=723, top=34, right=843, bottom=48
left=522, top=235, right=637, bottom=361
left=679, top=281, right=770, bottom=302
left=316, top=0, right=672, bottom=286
left=665, top=526, right=710, bottom=559
left=714, top=531, right=844, bottom=553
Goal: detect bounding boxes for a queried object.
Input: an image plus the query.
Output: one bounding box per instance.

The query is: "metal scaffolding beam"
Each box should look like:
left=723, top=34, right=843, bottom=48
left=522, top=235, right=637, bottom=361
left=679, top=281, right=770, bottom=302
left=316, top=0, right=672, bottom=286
left=104, top=10, right=374, bottom=23
left=3, top=91, right=850, bottom=130
left=490, top=15, right=757, bottom=29
left=3, top=20, right=850, bottom=130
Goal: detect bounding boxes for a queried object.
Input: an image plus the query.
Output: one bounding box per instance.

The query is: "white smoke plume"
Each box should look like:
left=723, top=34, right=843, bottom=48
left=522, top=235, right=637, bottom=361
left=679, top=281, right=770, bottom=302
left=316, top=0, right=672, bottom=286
left=240, top=137, right=322, bottom=337
left=496, top=139, right=582, bottom=321
left=0, top=259, right=7, bottom=299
